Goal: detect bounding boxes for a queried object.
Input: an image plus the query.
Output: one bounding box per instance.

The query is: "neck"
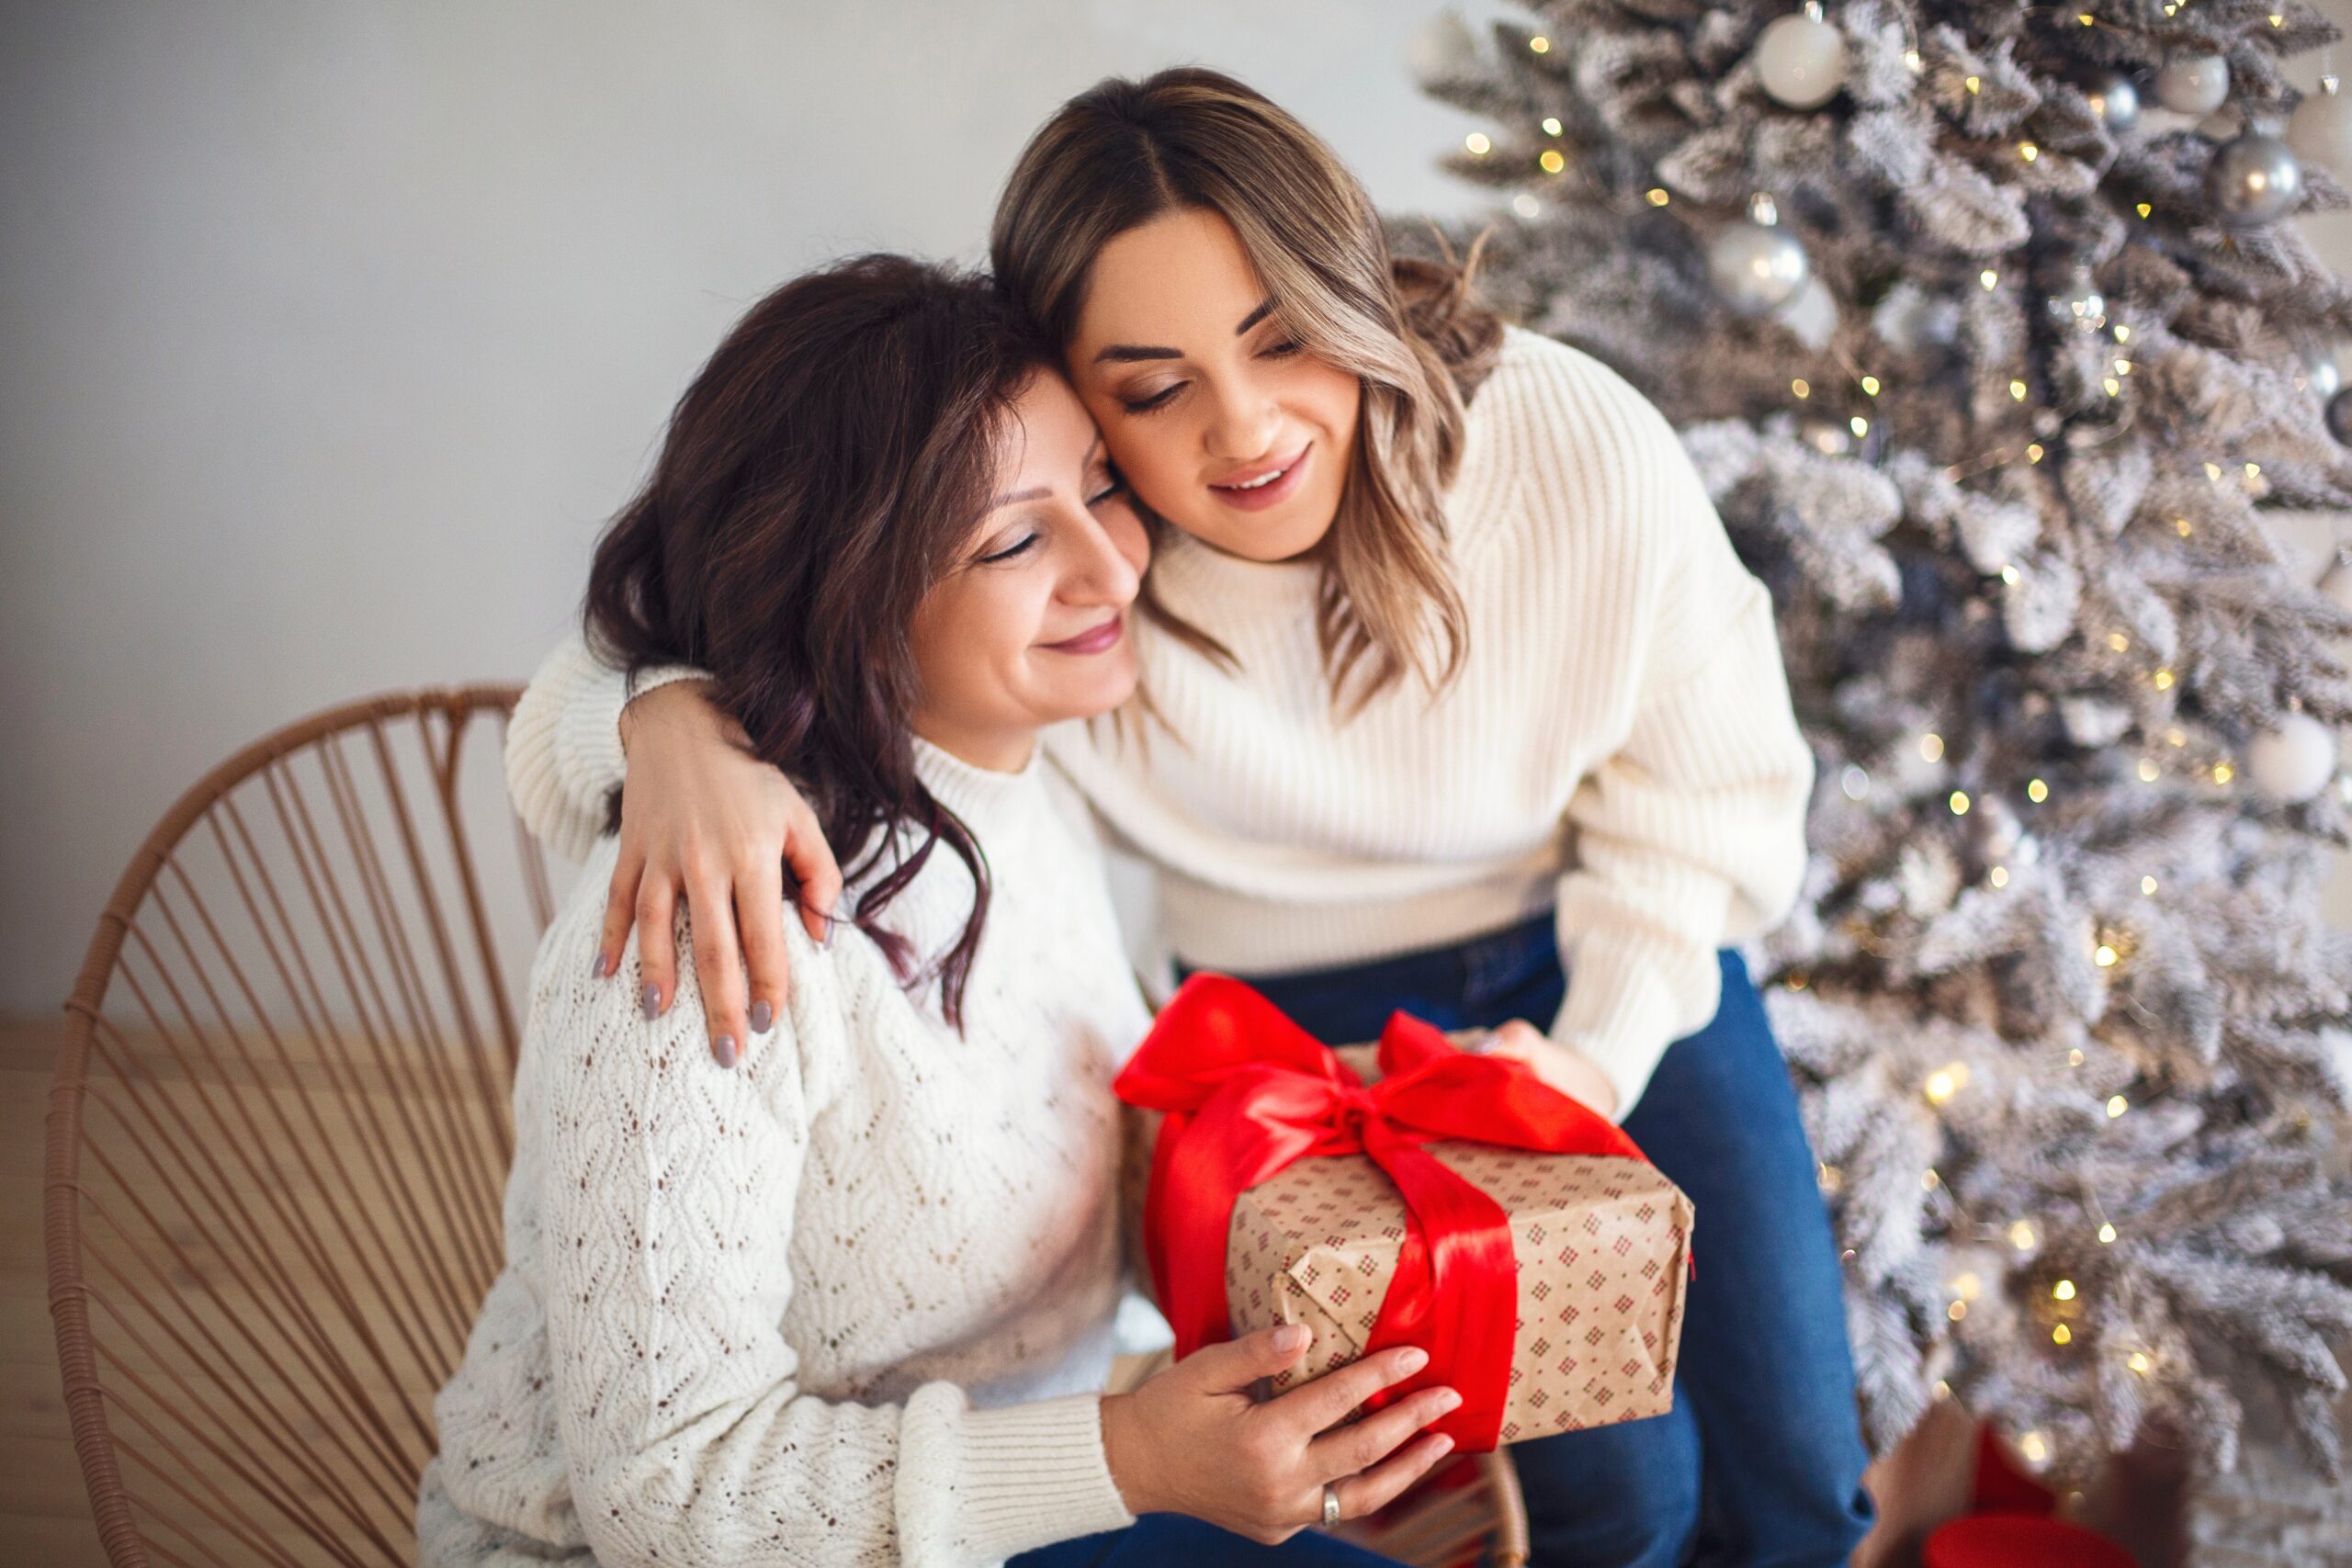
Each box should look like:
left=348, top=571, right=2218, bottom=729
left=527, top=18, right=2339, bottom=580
left=911, top=713, right=1037, bottom=774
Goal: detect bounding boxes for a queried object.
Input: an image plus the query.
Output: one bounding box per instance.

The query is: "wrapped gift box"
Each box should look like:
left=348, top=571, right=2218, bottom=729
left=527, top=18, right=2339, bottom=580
left=1125, top=1041, right=1693, bottom=1446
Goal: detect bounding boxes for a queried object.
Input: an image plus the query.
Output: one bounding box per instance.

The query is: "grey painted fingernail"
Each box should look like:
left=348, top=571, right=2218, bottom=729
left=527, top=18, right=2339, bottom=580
left=640, top=982, right=662, bottom=1019
left=713, top=1033, right=739, bottom=1069
left=749, top=999, right=774, bottom=1033
left=590, top=951, right=610, bottom=978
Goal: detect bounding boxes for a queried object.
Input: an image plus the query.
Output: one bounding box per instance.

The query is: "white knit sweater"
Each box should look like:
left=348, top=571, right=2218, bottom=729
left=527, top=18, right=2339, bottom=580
left=505, top=329, right=1815, bottom=1119
left=420, top=739, right=1148, bottom=1568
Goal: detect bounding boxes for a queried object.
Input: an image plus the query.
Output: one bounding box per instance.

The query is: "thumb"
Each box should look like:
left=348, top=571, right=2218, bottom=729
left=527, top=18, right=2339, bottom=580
left=1186, top=1324, right=1311, bottom=1393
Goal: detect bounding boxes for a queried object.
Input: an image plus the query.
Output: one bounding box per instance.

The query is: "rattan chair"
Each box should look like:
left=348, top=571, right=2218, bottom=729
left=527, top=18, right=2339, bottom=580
left=47, top=685, right=1529, bottom=1568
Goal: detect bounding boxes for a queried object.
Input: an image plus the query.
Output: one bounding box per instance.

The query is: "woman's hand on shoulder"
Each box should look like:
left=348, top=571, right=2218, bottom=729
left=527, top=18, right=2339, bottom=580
left=594, top=680, right=843, bottom=1066
left=1098, top=1325, right=1458, bottom=1542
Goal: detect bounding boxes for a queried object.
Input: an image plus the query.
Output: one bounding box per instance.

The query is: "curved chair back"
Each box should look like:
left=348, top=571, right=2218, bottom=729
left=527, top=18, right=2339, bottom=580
left=46, top=687, right=548, bottom=1567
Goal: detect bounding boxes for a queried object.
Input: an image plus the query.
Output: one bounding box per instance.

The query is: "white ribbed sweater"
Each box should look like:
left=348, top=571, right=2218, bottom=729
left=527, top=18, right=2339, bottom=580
left=506, top=329, right=1815, bottom=1118
left=421, top=740, right=1148, bottom=1568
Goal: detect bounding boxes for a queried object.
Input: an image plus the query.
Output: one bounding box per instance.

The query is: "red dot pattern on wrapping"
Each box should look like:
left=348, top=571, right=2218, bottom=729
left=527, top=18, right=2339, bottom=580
left=1217, top=1134, right=1696, bottom=1444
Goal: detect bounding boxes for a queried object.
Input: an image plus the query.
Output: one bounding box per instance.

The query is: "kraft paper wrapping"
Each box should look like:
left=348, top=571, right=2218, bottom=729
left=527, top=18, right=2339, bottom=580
left=1125, top=1044, right=1693, bottom=1445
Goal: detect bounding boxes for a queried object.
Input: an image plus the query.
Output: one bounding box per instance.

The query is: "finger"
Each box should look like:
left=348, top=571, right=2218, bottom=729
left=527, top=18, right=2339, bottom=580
left=737, top=855, right=791, bottom=1034
left=1263, top=1345, right=1430, bottom=1436
left=1182, top=1324, right=1311, bottom=1394
left=1328, top=1431, right=1456, bottom=1522
left=1306, top=1386, right=1461, bottom=1480
left=596, top=853, right=647, bottom=980
left=690, top=868, right=749, bottom=1069
left=784, top=812, right=845, bottom=947
left=635, top=881, right=677, bottom=1019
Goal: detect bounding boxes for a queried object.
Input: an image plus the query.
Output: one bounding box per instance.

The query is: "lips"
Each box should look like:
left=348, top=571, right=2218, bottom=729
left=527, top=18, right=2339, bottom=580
left=1041, top=612, right=1125, bottom=656
left=1208, top=444, right=1310, bottom=512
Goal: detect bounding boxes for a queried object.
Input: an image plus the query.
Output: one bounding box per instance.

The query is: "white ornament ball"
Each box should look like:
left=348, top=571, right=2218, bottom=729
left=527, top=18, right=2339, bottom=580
left=1708, top=220, right=1810, bottom=316
left=2246, top=710, right=2338, bottom=803
left=2085, top=70, right=2141, bottom=135
left=1408, top=10, right=1480, bottom=84
left=2290, top=85, right=2352, bottom=172
left=1755, top=11, right=1849, bottom=110
left=2153, top=52, right=2230, bottom=118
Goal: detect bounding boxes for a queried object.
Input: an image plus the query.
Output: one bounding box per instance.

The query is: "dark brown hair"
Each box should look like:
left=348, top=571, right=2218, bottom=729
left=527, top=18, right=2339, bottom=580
left=990, top=67, right=1503, bottom=716
left=585, top=255, right=1051, bottom=1027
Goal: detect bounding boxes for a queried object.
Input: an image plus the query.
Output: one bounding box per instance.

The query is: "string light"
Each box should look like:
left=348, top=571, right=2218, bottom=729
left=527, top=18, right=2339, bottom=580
left=2019, top=1431, right=2049, bottom=1465
left=2141, top=875, right=2157, bottom=895
left=1966, top=74, right=1983, bottom=94
left=2026, top=442, right=2044, bottom=463
left=2153, top=668, right=2175, bottom=690
left=2053, top=1324, right=2073, bottom=1344
left=2020, top=141, right=2041, bottom=162
left=1541, top=116, right=1563, bottom=136
left=2213, top=761, right=2234, bottom=784
left=1792, top=377, right=1810, bottom=397
left=1989, top=865, right=2009, bottom=886
left=1905, top=48, right=1923, bottom=72
left=1511, top=193, right=1541, bottom=219
left=2136, top=201, right=2154, bottom=219
left=2027, top=778, right=2048, bottom=802
left=1923, top=1168, right=1942, bottom=1190
left=2010, top=1220, right=2039, bottom=1250
left=1849, top=415, right=1869, bottom=436
left=1860, top=375, right=1881, bottom=395
left=1539, top=149, right=1566, bottom=173
left=2001, top=564, right=2021, bottom=585
left=2010, top=378, right=2029, bottom=400
left=1981, top=268, right=2000, bottom=289
left=1920, top=732, right=1945, bottom=760
left=2095, top=942, right=2119, bottom=965
left=2138, top=759, right=2160, bottom=783
left=2107, top=1094, right=2129, bottom=1118
left=2052, top=1279, right=2076, bottom=1300
left=2098, top=1223, right=2118, bottom=1243
left=2109, top=631, right=2131, bottom=651
left=2175, top=517, right=2192, bottom=536
left=1529, top=34, right=1551, bottom=52
left=1925, top=1063, right=1970, bottom=1104
left=1464, top=132, right=1492, bottom=155
left=1645, top=186, right=1670, bottom=205
left=1951, top=790, right=1972, bottom=815
left=2067, top=1046, right=2085, bottom=1066
left=2128, top=1350, right=2152, bottom=1373
left=1949, top=1299, right=1969, bottom=1320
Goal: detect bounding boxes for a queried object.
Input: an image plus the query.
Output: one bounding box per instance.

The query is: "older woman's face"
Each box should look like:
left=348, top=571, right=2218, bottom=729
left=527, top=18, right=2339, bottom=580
left=907, top=371, right=1148, bottom=772
left=1064, top=205, right=1361, bottom=564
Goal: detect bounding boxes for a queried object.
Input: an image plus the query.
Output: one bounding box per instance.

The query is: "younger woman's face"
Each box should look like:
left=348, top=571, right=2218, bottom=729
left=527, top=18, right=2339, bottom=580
left=908, top=370, right=1148, bottom=772
left=1065, top=206, right=1362, bottom=563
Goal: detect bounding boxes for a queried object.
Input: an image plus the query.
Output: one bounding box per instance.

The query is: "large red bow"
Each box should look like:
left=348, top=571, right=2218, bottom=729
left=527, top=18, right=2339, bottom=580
left=1114, top=973, right=1653, bottom=1453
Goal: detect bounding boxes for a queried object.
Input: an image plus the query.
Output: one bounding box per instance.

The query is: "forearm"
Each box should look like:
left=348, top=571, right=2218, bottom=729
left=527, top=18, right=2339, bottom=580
left=504, top=630, right=710, bottom=859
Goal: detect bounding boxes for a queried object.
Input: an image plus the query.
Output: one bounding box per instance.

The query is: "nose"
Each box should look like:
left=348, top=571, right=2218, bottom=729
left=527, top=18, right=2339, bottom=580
left=1202, top=374, right=1283, bottom=465
left=1061, top=500, right=1143, bottom=607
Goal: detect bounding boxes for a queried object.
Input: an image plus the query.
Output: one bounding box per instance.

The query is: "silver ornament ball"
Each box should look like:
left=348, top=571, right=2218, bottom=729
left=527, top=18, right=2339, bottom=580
left=1708, top=220, right=1810, bottom=317
left=2154, top=52, right=2230, bottom=117
left=2085, top=70, right=2140, bottom=134
left=2301, top=342, right=2346, bottom=401
left=2206, top=131, right=2302, bottom=226
left=1754, top=9, right=1848, bottom=110
left=2329, top=387, right=2352, bottom=445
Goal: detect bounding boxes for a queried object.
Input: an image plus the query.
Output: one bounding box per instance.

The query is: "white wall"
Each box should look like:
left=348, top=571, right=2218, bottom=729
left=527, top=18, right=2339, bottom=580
left=8, top=2, right=2352, bottom=1015
left=0, top=0, right=1496, bottom=1013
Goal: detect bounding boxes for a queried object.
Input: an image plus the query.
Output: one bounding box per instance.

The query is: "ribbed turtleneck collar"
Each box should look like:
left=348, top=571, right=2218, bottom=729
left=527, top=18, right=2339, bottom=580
left=911, top=734, right=1042, bottom=830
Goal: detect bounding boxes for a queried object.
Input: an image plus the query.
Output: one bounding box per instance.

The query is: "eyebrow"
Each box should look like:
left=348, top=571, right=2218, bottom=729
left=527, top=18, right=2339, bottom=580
left=986, top=435, right=1107, bottom=510
left=1091, top=297, right=1277, bottom=365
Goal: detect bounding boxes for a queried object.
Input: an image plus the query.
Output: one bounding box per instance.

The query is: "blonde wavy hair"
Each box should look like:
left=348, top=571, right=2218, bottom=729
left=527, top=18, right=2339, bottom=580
left=990, top=67, right=1504, bottom=715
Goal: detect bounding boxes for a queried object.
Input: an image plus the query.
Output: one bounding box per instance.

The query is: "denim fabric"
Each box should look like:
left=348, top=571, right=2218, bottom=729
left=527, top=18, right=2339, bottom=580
left=1009, top=1514, right=1403, bottom=1567
left=1207, top=914, right=1875, bottom=1568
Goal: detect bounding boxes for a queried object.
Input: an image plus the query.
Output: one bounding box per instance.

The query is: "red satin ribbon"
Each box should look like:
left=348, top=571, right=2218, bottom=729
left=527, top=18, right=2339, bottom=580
left=1114, top=973, right=1655, bottom=1453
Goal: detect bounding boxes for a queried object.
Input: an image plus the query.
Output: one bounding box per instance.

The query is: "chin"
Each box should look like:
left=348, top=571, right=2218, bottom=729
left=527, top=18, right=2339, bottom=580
left=1188, top=504, right=1335, bottom=563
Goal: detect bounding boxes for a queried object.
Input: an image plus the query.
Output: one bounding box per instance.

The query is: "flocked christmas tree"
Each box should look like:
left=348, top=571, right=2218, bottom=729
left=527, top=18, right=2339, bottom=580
left=1405, top=0, right=2352, bottom=1517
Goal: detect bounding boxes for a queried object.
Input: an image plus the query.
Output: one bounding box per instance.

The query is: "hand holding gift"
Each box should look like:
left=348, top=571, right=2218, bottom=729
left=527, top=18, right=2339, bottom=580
left=1115, top=975, right=1693, bottom=1454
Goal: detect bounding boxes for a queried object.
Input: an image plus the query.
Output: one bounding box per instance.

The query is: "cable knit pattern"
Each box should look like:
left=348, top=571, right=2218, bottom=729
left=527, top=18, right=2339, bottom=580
left=502, top=329, right=1815, bottom=1118
left=421, top=741, right=1148, bottom=1567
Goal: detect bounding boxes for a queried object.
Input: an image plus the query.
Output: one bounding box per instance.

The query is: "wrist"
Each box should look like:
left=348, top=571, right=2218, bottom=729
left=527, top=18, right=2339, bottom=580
left=1097, top=1392, right=1159, bottom=1517
left=617, top=675, right=716, bottom=758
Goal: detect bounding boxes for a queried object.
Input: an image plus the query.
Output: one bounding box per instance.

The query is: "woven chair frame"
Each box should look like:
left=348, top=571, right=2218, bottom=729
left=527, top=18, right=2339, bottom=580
left=46, top=682, right=1528, bottom=1568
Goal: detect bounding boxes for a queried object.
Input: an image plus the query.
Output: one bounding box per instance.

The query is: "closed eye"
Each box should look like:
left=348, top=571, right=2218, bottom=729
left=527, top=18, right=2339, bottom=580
left=977, top=533, right=1039, bottom=565
left=1119, top=384, right=1182, bottom=415
left=1261, top=339, right=1302, bottom=358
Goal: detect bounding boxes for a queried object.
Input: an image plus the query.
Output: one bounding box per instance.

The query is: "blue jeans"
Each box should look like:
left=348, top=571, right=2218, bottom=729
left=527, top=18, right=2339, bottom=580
left=1010, top=1515, right=1401, bottom=1566
left=1208, top=914, right=1874, bottom=1568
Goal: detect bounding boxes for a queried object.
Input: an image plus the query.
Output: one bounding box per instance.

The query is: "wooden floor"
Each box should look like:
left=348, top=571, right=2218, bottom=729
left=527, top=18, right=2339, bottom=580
left=4, top=1015, right=108, bottom=1568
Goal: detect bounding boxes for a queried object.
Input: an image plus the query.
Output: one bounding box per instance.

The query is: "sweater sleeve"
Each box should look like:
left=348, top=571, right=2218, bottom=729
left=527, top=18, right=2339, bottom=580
left=504, top=631, right=711, bottom=861
left=1534, top=353, right=1816, bottom=1120
left=538, top=908, right=1135, bottom=1568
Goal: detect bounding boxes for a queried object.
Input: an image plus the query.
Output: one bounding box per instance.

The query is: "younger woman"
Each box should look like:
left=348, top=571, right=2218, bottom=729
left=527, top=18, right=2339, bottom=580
left=513, top=73, right=1876, bottom=1566
left=421, top=256, right=1456, bottom=1568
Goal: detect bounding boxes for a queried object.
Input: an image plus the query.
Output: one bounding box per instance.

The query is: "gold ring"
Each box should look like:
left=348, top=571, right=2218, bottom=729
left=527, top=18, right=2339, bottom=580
left=1322, top=1483, right=1341, bottom=1527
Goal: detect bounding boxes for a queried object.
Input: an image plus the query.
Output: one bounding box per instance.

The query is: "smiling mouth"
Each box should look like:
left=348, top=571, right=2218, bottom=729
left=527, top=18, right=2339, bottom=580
left=1041, top=613, right=1125, bottom=656
left=1211, top=446, right=1309, bottom=493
